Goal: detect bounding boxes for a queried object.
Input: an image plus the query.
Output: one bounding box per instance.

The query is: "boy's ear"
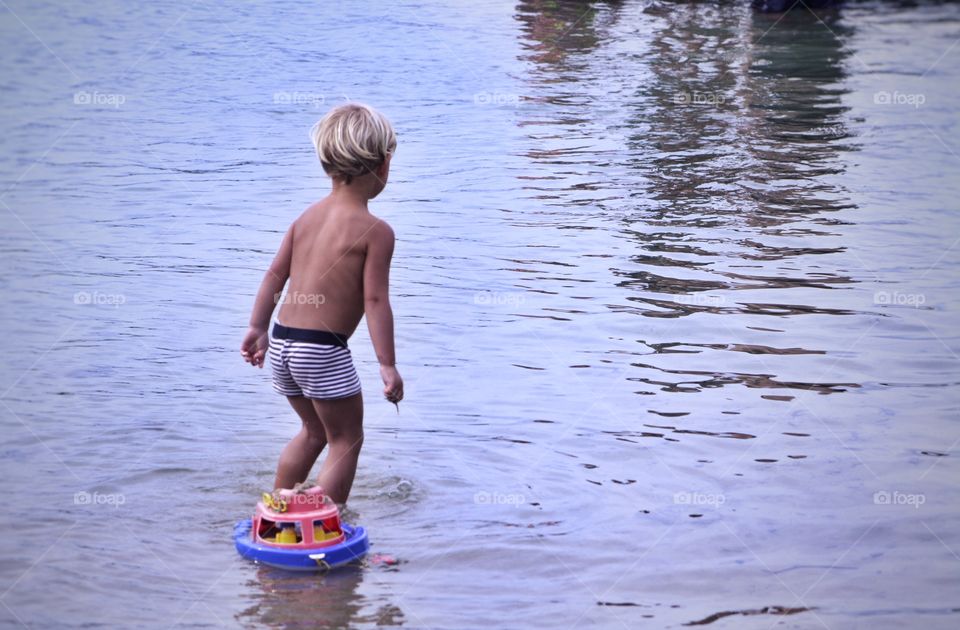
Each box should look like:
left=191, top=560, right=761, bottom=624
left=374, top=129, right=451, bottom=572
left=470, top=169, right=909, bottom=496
left=376, top=156, right=390, bottom=179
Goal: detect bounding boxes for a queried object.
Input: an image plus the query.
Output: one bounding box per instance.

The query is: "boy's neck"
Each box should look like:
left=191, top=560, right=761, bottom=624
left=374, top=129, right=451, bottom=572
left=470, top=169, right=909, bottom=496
left=328, top=179, right=373, bottom=210
left=327, top=187, right=369, bottom=211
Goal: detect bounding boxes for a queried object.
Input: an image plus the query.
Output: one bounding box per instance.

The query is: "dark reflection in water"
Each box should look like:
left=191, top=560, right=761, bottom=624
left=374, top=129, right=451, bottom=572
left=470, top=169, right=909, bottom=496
left=514, top=0, right=630, bottom=212
left=618, top=5, right=866, bottom=395
left=742, top=7, right=855, bottom=215
left=516, top=0, right=624, bottom=65
left=513, top=0, right=865, bottom=398
left=626, top=2, right=855, bottom=290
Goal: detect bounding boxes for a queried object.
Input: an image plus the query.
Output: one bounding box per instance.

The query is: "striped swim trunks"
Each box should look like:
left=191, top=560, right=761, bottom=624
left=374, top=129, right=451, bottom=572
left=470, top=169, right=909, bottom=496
left=269, top=323, right=362, bottom=400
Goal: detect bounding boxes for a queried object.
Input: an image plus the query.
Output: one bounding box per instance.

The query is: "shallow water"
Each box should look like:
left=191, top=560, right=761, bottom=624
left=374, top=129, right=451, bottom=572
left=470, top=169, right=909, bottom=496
left=1, top=0, right=959, bottom=628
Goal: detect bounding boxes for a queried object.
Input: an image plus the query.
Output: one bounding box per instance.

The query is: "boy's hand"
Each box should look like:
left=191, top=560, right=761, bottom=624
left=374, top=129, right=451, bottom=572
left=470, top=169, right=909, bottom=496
left=380, top=365, right=403, bottom=405
left=240, top=326, right=269, bottom=368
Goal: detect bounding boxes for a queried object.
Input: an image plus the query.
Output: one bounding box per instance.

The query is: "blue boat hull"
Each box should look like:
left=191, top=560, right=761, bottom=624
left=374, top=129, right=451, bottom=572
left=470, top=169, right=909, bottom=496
left=233, top=519, right=369, bottom=571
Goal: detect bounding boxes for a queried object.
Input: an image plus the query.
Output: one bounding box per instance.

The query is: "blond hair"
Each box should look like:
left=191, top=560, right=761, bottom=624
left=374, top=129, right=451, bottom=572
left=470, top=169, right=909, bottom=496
left=309, top=103, right=397, bottom=184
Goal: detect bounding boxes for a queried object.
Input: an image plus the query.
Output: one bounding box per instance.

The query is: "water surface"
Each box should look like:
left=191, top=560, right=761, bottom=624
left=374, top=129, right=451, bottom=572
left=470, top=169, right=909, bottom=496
left=1, top=0, right=958, bottom=628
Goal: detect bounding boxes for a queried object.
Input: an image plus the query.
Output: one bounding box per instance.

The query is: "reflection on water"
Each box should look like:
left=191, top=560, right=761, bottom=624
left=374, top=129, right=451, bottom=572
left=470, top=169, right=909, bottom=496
left=1, top=0, right=958, bottom=628
left=613, top=3, right=864, bottom=397
left=513, top=1, right=867, bottom=403
left=237, top=565, right=404, bottom=628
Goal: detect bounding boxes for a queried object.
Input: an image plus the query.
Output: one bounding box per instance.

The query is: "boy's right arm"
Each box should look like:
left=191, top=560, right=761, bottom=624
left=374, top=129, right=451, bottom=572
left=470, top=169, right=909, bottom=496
left=363, top=220, right=403, bottom=404
left=241, top=223, right=294, bottom=368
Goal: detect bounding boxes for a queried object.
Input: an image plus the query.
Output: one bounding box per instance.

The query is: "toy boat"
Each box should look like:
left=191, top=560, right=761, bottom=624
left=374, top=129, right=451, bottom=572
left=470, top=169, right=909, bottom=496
left=234, top=485, right=369, bottom=571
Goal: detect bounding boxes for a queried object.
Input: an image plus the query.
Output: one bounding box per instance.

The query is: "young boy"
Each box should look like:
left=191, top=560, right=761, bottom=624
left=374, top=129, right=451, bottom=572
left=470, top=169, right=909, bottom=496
left=240, top=103, right=403, bottom=505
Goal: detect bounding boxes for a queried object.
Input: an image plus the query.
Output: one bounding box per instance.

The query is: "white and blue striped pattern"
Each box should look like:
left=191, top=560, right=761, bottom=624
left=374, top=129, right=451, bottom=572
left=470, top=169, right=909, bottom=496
left=269, top=336, right=361, bottom=400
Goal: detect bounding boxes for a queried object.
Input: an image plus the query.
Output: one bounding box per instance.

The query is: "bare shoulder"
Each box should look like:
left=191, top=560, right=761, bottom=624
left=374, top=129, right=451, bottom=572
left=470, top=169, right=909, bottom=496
left=305, top=199, right=332, bottom=219
left=366, top=214, right=395, bottom=247
left=290, top=201, right=323, bottom=231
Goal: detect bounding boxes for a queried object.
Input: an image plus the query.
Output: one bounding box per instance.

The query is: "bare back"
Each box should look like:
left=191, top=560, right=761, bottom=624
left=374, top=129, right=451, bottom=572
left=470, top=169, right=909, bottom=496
left=277, top=200, right=381, bottom=337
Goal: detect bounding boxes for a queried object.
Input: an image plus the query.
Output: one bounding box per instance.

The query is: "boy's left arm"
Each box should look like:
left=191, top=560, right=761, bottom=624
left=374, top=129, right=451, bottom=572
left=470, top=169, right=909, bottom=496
left=240, top=224, right=295, bottom=368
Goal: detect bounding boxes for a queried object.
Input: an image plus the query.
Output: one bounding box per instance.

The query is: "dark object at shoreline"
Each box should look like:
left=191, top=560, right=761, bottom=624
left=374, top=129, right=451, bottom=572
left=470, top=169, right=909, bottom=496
left=753, top=0, right=843, bottom=12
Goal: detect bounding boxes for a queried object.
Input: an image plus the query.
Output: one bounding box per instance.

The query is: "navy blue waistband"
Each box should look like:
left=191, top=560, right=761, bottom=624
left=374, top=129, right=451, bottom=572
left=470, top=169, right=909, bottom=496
left=272, top=323, right=349, bottom=348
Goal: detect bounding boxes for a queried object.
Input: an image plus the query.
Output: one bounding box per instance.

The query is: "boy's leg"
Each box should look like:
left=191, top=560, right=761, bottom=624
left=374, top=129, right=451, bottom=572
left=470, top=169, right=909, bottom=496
left=311, top=392, right=364, bottom=504
left=273, top=396, right=328, bottom=490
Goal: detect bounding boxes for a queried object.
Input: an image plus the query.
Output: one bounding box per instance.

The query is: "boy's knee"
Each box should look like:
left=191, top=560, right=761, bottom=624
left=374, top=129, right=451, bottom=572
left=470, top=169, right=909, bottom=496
left=330, top=429, right=363, bottom=450
left=303, top=427, right=327, bottom=446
